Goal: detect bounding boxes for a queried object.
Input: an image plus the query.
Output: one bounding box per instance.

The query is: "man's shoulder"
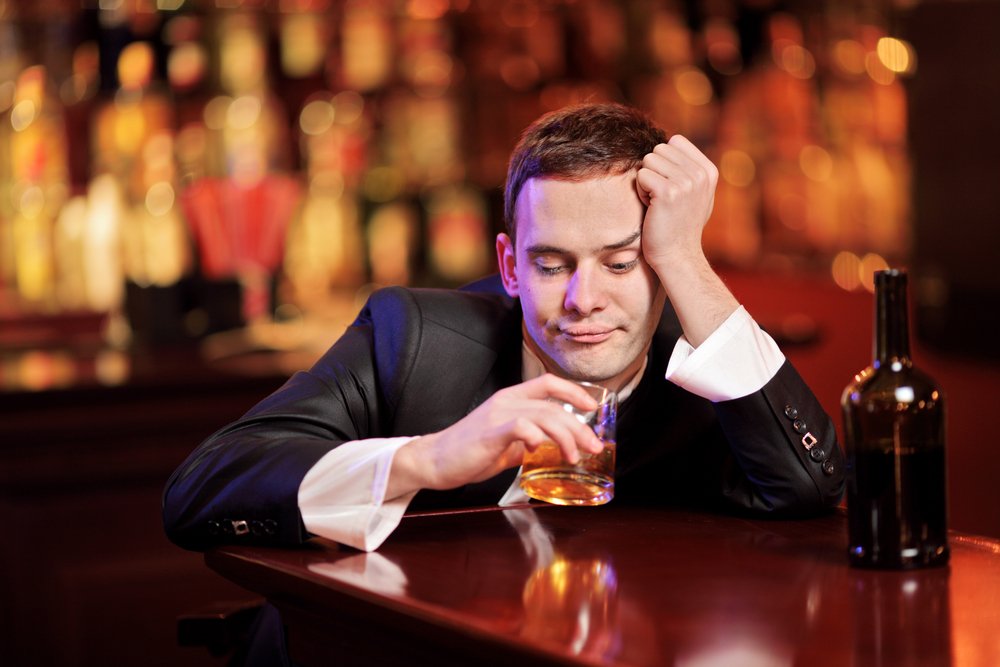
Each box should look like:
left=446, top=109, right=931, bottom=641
left=366, top=283, right=514, bottom=315
left=364, top=282, right=519, bottom=345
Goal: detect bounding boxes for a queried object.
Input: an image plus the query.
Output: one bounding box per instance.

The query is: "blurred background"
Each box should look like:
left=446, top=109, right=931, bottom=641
left=1, top=0, right=998, bottom=665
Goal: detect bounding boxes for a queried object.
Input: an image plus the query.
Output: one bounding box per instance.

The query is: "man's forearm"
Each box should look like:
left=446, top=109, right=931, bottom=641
left=655, top=251, right=739, bottom=348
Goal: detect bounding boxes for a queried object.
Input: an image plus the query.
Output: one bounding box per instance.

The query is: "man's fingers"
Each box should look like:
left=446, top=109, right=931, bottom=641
left=502, top=395, right=604, bottom=462
left=515, top=403, right=604, bottom=463
left=668, top=134, right=717, bottom=173
left=643, top=142, right=715, bottom=186
left=517, top=373, right=600, bottom=412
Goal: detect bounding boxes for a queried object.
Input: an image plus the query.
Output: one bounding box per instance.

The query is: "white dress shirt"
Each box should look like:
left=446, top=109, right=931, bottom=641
left=298, top=305, right=785, bottom=551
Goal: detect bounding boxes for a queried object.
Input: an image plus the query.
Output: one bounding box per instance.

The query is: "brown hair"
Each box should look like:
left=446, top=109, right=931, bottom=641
left=503, top=103, right=667, bottom=242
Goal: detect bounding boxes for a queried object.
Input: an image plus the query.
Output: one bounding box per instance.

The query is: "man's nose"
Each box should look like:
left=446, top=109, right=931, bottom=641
left=564, top=267, right=608, bottom=315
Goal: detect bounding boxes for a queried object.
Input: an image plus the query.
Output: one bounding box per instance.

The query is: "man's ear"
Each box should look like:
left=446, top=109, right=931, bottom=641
left=496, top=233, right=519, bottom=297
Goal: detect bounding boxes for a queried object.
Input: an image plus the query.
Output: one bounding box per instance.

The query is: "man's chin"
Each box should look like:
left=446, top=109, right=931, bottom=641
left=551, top=357, right=627, bottom=386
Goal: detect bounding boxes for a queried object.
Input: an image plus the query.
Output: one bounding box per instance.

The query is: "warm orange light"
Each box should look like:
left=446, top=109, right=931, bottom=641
left=17, top=185, right=45, bottom=219
left=407, top=0, right=449, bottom=20
left=876, top=37, right=916, bottom=74
left=168, top=41, right=208, bottom=89
left=118, top=42, right=154, bottom=91
left=203, top=95, right=232, bottom=130
left=95, top=350, right=130, bottom=386
left=705, top=19, right=742, bottom=76
left=364, top=166, right=405, bottom=203
left=858, top=254, right=889, bottom=292
left=145, top=182, right=176, bottom=216
left=777, top=194, right=807, bottom=231
left=300, top=99, right=336, bottom=136
left=10, top=100, right=37, bottom=132
left=0, top=81, right=14, bottom=113
left=332, top=90, right=365, bottom=124
left=720, top=150, right=755, bottom=187
left=780, top=44, right=816, bottom=79
left=799, top=145, right=833, bottom=182
left=832, top=39, right=866, bottom=76
left=410, top=50, right=454, bottom=94
left=500, top=55, right=540, bottom=91
left=674, top=67, right=713, bottom=106
left=226, top=95, right=262, bottom=130
left=280, top=12, right=325, bottom=78
left=865, top=52, right=896, bottom=85
left=501, top=2, right=538, bottom=28
left=832, top=251, right=862, bottom=291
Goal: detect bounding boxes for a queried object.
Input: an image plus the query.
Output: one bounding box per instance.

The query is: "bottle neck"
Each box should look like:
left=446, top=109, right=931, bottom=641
left=874, top=270, right=911, bottom=366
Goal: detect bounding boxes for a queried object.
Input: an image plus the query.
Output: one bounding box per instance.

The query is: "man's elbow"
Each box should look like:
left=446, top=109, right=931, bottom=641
left=768, top=473, right=845, bottom=517
left=162, top=483, right=211, bottom=552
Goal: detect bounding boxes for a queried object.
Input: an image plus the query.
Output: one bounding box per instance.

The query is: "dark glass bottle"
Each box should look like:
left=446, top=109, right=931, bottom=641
left=841, top=269, right=949, bottom=569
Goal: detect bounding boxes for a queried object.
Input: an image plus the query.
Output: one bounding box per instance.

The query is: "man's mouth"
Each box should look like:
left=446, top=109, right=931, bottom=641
left=559, top=326, right=615, bottom=344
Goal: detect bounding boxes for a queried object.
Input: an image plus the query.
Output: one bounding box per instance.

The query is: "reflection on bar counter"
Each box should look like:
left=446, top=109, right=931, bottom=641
left=1, top=1, right=915, bottom=359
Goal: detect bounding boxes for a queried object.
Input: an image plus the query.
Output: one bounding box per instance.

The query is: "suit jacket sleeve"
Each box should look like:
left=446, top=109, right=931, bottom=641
left=162, top=285, right=519, bottom=551
left=712, top=359, right=844, bottom=515
left=162, top=293, right=392, bottom=551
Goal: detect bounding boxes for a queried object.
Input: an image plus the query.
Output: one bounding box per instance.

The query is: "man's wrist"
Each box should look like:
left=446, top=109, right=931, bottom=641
left=649, top=246, right=711, bottom=292
left=387, top=433, right=437, bottom=499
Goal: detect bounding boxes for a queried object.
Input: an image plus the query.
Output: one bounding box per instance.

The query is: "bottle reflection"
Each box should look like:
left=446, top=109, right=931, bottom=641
left=851, top=567, right=952, bottom=666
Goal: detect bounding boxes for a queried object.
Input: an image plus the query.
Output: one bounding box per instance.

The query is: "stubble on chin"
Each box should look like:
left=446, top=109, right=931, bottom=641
left=546, top=340, right=635, bottom=385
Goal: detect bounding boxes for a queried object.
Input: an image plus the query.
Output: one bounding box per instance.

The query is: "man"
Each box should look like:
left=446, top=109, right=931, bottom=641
left=163, top=103, right=843, bottom=556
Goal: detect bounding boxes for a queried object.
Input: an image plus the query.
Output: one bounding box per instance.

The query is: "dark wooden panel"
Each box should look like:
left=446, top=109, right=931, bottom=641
left=0, top=348, right=292, bottom=666
left=905, top=1, right=1000, bottom=357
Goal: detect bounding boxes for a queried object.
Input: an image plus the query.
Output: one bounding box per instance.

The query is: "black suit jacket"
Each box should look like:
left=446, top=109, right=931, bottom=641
left=163, top=282, right=844, bottom=551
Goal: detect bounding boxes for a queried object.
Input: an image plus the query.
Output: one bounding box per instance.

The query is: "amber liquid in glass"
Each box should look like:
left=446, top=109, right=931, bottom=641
left=520, top=440, right=616, bottom=506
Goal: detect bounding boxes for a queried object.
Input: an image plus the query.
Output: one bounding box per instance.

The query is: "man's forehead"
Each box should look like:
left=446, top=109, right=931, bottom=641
left=520, top=171, right=639, bottom=199
left=515, top=174, right=644, bottom=251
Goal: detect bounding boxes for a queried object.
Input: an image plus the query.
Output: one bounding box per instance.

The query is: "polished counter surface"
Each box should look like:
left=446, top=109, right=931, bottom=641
left=208, top=504, right=1000, bottom=666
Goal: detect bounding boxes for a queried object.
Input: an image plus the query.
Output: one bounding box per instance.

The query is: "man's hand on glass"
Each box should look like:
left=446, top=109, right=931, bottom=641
left=386, top=374, right=603, bottom=499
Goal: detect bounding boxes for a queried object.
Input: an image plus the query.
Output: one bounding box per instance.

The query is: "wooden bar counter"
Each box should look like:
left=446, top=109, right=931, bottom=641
left=207, top=504, right=1000, bottom=666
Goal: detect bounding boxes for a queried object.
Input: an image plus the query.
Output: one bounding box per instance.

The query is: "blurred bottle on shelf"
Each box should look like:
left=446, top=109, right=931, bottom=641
left=367, top=200, right=418, bottom=287
left=2, top=65, right=70, bottom=311
left=285, top=92, right=369, bottom=308
left=425, top=184, right=489, bottom=285
left=0, top=1, right=926, bottom=342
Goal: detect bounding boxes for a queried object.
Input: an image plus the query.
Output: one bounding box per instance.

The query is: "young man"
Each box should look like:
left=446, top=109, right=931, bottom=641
left=163, top=103, right=843, bottom=555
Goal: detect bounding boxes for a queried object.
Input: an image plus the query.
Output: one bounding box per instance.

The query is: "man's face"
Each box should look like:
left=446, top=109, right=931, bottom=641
left=497, top=172, right=666, bottom=391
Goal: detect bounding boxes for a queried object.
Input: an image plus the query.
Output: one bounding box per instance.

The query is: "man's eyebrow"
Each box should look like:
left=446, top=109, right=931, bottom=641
left=525, top=230, right=642, bottom=256
left=603, top=229, right=642, bottom=251
left=525, top=243, right=567, bottom=255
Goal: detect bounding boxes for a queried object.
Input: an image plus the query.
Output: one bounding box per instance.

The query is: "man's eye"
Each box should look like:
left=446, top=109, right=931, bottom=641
left=608, top=259, right=640, bottom=274
left=536, top=264, right=565, bottom=275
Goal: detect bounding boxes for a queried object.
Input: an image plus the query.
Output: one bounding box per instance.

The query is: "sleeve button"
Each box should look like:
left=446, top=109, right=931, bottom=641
left=810, top=448, right=826, bottom=462
left=822, top=459, right=836, bottom=476
left=793, top=419, right=809, bottom=434
left=784, top=405, right=799, bottom=420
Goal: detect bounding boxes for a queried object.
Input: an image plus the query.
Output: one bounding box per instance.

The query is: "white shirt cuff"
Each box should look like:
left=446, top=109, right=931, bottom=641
left=664, top=305, right=785, bottom=402
left=298, top=437, right=418, bottom=552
